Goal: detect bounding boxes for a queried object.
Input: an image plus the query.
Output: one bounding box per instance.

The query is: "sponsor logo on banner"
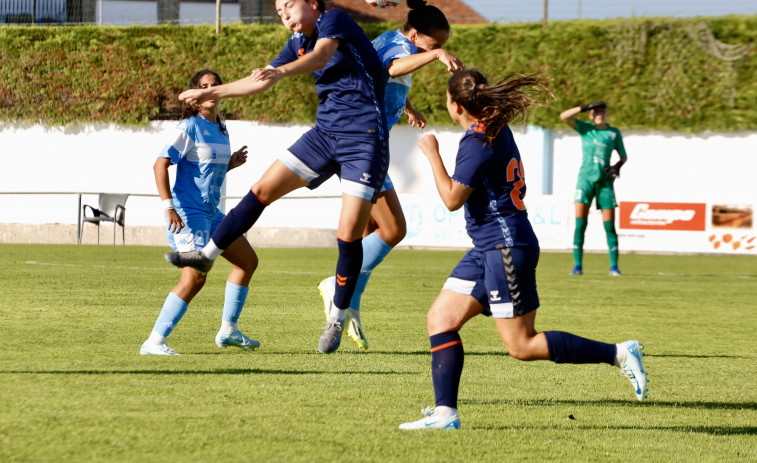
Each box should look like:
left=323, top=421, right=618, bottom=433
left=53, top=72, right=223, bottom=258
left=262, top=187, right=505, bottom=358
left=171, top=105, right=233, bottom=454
left=620, top=202, right=706, bottom=231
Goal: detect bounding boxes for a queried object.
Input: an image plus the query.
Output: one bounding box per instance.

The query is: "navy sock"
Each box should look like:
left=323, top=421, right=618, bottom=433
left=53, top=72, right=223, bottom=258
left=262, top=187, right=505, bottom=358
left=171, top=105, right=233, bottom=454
left=333, top=238, right=363, bottom=310
left=212, top=191, right=267, bottom=250
left=430, top=332, right=464, bottom=409
left=544, top=331, right=616, bottom=365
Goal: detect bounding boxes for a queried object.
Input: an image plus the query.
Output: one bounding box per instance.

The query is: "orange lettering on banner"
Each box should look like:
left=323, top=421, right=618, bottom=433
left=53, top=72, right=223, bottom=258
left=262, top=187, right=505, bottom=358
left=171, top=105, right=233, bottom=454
left=619, top=202, right=706, bottom=231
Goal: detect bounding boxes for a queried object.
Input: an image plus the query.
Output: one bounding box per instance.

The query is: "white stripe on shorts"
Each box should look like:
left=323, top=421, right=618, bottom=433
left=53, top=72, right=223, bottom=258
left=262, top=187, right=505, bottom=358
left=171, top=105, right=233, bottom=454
left=490, top=302, right=514, bottom=319
left=442, top=277, right=476, bottom=295
left=342, top=179, right=376, bottom=201
left=279, top=151, right=319, bottom=182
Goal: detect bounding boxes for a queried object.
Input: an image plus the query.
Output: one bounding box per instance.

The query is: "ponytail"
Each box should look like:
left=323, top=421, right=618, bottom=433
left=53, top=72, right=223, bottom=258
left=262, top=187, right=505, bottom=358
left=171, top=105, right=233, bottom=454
left=403, top=0, right=450, bottom=37
left=447, top=69, right=554, bottom=145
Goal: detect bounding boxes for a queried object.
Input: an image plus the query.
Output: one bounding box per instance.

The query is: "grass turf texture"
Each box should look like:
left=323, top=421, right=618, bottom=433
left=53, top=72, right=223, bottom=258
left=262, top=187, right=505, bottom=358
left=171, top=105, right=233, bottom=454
left=0, top=244, right=754, bottom=462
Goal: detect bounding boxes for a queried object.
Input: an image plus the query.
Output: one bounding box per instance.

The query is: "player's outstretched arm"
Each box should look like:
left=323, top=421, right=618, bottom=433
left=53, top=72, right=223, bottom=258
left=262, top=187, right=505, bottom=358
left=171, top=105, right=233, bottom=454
left=417, top=134, right=471, bottom=211
left=559, top=106, right=581, bottom=128
left=179, top=77, right=277, bottom=106
left=259, top=38, right=339, bottom=80
left=388, top=48, right=463, bottom=77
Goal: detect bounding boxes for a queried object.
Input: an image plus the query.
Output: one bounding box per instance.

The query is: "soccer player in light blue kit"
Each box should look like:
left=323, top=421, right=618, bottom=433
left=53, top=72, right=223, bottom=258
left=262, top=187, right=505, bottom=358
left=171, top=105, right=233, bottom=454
left=318, top=0, right=463, bottom=351
left=399, top=70, right=647, bottom=430
left=141, top=70, right=260, bottom=356
left=166, top=0, right=388, bottom=354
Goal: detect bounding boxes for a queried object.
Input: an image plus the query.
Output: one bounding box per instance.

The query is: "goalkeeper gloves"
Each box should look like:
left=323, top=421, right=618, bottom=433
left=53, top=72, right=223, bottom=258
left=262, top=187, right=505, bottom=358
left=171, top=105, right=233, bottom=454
left=580, top=101, right=606, bottom=112
left=604, top=164, right=621, bottom=179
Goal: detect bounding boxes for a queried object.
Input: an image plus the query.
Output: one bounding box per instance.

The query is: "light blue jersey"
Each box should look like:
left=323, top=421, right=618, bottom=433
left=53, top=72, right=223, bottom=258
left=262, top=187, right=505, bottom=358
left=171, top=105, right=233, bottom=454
left=160, top=115, right=232, bottom=216
left=372, top=30, right=417, bottom=130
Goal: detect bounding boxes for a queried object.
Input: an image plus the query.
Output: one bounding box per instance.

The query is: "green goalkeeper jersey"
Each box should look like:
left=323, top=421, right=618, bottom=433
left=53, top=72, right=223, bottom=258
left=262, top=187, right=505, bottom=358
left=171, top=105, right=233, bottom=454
left=574, top=119, right=627, bottom=183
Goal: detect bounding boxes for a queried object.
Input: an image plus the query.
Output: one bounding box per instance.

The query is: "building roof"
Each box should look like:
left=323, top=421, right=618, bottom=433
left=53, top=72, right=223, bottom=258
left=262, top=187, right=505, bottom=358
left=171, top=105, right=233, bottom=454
left=327, top=0, right=488, bottom=24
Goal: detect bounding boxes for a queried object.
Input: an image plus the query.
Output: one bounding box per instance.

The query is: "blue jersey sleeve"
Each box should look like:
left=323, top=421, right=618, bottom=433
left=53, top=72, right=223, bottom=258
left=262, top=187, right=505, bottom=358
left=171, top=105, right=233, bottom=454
left=451, top=134, right=487, bottom=189
left=317, top=9, right=354, bottom=42
left=160, top=120, right=196, bottom=164
left=373, top=31, right=415, bottom=70
left=269, top=36, right=300, bottom=68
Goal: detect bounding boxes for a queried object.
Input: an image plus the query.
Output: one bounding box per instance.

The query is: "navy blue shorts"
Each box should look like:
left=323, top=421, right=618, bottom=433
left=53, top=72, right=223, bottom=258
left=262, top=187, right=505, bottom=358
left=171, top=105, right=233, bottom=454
left=442, top=245, right=540, bottom=318
left=281, top=127, right=388, bottom=203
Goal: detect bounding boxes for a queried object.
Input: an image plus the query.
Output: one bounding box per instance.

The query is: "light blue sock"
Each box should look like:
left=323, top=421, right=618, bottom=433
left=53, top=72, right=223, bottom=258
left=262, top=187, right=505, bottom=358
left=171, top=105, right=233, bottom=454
left=348, top=232, right=393, bottom=311
left=152, top=292, right=189, bottom=338
left=222, top=281, right=249, bottom=323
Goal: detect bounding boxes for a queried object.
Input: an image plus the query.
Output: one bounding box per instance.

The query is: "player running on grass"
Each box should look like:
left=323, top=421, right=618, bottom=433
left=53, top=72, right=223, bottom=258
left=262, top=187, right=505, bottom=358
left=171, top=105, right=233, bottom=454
left=165, top=0, right=388, bottom=355
left=141, top=69, right=260, bottom=356
left=399, top=70, right=647, bottom=430
left=559, top=101, right=627, bottom=276
left=318, top=0, right=463, bottom=351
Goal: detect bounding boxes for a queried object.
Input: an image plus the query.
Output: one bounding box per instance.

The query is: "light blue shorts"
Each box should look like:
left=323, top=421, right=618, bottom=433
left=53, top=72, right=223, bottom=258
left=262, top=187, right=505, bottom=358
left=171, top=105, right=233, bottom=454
left=165, top=207, right=224, bottom=252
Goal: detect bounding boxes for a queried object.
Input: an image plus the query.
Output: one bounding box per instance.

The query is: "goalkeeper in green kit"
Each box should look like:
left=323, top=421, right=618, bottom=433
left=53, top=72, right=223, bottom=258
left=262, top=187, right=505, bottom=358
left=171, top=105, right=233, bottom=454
left=560, top=101, right=627, bottom=276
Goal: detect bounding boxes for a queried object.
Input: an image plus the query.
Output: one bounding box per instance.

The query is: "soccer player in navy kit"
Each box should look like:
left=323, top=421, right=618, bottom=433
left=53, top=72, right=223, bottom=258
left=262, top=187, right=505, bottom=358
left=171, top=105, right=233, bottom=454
left=166, top=0, right=388, bottom=354
left=141, top=70, right=260, bottom=356
left=317, top=0, right=463, bottom=351
left=399, top=70, right=647, bottom=430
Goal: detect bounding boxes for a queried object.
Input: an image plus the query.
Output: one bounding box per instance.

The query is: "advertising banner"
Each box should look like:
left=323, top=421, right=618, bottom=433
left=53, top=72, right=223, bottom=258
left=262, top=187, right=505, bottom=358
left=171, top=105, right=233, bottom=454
left=618, top=201, right=755, bottom=254
left=619, top=202, right=706, bottom=231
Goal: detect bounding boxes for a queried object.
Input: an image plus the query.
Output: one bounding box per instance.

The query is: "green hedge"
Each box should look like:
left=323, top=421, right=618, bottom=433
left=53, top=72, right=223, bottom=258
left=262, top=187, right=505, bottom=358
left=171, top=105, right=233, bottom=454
left=1, top=16, right=755, bottom=131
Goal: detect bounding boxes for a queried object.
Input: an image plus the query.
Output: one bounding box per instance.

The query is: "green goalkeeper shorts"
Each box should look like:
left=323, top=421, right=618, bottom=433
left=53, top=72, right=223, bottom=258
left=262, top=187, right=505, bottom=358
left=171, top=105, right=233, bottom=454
left=574, top=177, right=617, bottom=210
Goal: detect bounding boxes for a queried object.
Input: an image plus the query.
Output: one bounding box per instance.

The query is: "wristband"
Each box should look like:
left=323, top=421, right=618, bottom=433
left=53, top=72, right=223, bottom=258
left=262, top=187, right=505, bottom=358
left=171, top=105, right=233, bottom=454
left=162, top=199, right=175, bottom=210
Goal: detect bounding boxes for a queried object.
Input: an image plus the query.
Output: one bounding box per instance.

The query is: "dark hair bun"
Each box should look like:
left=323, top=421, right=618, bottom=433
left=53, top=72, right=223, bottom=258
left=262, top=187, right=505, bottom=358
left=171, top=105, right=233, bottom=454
left=406, top=0, right=427, bottom=10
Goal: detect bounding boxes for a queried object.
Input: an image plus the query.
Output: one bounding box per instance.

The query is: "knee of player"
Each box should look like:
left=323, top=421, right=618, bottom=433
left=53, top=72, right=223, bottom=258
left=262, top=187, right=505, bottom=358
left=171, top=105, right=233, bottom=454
left=501, top=337, right=536, bottom=361
left=426, top=307, right=463, bottom=334
left=393, top=220, right=407, bottom=243
left=241, top=251, right=259, bottom=276
left=182, top=271, right=207, bottom=291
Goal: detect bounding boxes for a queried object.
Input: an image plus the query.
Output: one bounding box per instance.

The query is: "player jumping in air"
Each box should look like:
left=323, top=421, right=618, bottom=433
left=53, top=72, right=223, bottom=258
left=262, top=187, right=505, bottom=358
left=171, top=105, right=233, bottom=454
left=165, top=0, right=388, bottom=354
left=399, top=70, right=647, bottom=430
left=317, top=0, right=464, bottom=351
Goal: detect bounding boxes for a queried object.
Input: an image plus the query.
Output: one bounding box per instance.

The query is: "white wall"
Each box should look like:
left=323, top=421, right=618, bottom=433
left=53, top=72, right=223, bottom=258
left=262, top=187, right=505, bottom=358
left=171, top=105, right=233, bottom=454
left=1, top=122, right=755, bottom=254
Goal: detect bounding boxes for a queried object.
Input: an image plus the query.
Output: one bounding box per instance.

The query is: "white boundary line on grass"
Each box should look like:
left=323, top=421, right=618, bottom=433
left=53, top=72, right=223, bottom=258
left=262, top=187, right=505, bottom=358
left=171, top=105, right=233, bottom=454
left=23, top=260, right=324, bottom=275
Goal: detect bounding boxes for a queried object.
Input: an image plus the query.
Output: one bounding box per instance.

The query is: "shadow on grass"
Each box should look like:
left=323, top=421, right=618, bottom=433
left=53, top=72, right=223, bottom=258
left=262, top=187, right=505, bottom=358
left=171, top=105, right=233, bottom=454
left=252, top=350, right=742, bottom=360
left=650, top=353, right=748, bottom=359
left=195, top=350, right=512, bottom=357
left=0, top=368, right=415, bottom=376
left=460, top=397, right=757, bottom=411
left=471, top=423, right=757, bottom=436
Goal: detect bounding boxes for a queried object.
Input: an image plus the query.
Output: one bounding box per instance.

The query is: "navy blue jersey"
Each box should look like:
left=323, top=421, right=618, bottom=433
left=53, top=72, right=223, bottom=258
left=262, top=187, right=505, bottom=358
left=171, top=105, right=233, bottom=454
left=451, top=123, right=539, bottom=251
left=270, top=9, right=387, bottom=140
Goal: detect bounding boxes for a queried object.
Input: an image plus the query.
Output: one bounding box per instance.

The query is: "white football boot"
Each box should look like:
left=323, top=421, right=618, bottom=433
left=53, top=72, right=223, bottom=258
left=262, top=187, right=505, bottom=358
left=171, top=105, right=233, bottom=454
left=617, top=340, right=648, bottom=401
left=140, top=341, right=180, bottom=356
left=215, top=329, right=260, bottom=350
left=399, top=407, right=461, bottom=430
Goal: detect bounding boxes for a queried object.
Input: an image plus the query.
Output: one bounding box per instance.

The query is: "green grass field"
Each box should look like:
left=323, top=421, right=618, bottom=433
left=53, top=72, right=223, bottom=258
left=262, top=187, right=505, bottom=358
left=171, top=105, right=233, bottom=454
left=0, top=244, right=754, bottom=462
